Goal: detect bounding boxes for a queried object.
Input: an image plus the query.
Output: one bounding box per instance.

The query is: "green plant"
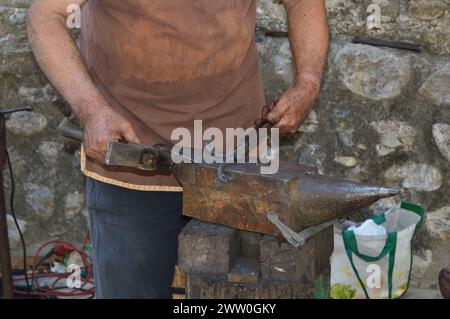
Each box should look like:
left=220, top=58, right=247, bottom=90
left=330, top=283, right=357, bottom=299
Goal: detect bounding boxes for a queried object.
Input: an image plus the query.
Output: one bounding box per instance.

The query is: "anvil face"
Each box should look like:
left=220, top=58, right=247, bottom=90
left=174, top=161, right=398, bottom=235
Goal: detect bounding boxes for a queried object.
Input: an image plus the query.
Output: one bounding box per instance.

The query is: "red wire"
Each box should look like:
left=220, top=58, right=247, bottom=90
left=14, top=238, right=95, bottom=298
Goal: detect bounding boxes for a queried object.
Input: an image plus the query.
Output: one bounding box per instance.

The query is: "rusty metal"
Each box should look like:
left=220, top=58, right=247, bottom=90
left=174, top=161, right=398, bottom=235
left=58, top=117, right=83, bottom=142
left=59, top=122, right=399, bottom=235
left=0, top=106, right=33, bottom=299
left=352, top=36, right=422, bottom=53
left=267, top=212, right=337, bottom=248
left=0, top=115, right=14, bottom=299
left=216, top=103, right=275, bottom=184
left=255, top=27, right=289, bottom=43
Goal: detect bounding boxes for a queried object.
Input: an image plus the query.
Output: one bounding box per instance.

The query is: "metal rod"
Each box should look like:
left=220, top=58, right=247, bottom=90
left=352, top=36, right=422, bottom=53
left=0, top=106, right=33, bottom=116
left=0, top=116, right=14, bottom=299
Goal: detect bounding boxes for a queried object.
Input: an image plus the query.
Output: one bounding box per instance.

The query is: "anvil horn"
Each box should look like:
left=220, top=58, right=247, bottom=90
left=290, top=175, right=399, bottom=229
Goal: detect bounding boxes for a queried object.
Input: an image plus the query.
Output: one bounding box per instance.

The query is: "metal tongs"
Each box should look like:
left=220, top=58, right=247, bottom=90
left=267, top=211, right=338, bottom=248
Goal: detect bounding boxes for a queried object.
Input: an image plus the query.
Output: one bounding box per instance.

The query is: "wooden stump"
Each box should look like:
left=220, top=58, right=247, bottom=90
left=178, top=220, right=240, bottom=278
left=178, top=219, right=333, bottom=299
left=260, top=227, right=333, bottom=283
left=186, top=274, right=318, bottom=299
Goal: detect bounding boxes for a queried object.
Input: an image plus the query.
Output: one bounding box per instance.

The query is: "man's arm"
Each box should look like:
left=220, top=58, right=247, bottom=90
left=27, top=0, right=141, bottom=161
left=266, top=0, right=329, bottom=133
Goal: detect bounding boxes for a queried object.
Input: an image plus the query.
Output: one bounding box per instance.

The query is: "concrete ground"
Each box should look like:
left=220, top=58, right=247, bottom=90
left=402, top=287, right=443, bottom=299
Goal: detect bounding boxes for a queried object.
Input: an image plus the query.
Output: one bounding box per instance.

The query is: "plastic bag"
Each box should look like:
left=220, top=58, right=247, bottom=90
left=330, top=201, right=424, bottom=299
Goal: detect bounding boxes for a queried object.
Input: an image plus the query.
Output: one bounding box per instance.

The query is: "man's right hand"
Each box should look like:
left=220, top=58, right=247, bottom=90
left=82, top=108, right=141, bottom=163
left=27, top=1, right=146, bottom=163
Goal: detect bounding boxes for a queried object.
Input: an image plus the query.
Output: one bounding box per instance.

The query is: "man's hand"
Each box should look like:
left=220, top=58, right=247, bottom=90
left=27, top=0, right=146, bottom=162
left=271, top=0, right=328, bottom=133
left=83, top=107, right=141, bottom=162
left=265, top=81, right=319, bottom=133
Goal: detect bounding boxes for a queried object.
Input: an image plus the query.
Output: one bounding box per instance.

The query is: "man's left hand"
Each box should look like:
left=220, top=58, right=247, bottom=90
left=265, top=81, right=320, bottom=134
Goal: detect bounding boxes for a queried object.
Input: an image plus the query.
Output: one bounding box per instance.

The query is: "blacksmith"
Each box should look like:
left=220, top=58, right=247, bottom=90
left=27, top=0, right=329, bottom=298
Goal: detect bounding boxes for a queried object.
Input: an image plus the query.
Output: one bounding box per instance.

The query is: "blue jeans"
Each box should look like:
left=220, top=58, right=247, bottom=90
left=86, top=177, right=183, bottom=299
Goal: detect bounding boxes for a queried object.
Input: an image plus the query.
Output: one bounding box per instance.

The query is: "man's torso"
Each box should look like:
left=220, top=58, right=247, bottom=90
left=80, top=0, right=265, bottom=190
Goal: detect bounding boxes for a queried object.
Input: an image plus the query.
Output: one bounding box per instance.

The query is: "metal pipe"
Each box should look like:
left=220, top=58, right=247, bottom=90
left=0, top=115, right=14, bottom=299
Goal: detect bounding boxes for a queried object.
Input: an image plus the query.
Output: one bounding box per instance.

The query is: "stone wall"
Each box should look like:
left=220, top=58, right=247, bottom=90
left=1, top=0, right=86, bottom=256
left=1, top=0, right=449, bottom=290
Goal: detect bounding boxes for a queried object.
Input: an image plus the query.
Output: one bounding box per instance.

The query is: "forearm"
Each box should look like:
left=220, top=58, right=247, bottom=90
left=27, top=1, right=110, bottom=123
left=282, top=0, right=329, bottom=93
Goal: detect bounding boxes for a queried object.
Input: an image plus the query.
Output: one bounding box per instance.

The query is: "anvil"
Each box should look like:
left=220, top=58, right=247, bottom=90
left=60, top=120, right=399, bottom=236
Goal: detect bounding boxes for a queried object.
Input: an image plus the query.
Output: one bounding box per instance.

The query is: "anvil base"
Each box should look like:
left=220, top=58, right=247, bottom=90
left=178, top=219, right=333, bottom=299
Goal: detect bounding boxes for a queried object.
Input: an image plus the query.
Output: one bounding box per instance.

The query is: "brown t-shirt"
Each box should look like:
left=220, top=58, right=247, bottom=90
left=80, top=0, right=265, bottom=191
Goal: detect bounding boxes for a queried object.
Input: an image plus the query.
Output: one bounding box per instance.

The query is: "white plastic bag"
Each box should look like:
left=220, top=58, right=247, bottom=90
left=330, top=202, right=424, bottom=299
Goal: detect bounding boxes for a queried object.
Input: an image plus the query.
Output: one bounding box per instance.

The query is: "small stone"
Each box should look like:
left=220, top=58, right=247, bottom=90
left=334, top=156, right=359, bottom=168
left=432, top=123, right=450, bottom=163
left=64, top=191, right=85, bottom=219
left=412, top=250, right=433, bottom=279
left=336, top=122, right=354, bottom=147
left=385, top=163, right=442, bottom=192
left=375, top=0, right=400, bottom=22
left=409, top=0, right=447, bottom=21
left=384, top=165, right=407, bottom=181
left=8, top=8, right=27, bottom=25
left=335, top=44, right=411, bottom=100
left=81, top=208, right=90, bottom=225
left=357, top=144, right=367, bottom=151
left=344, top=165, right=362, bottom=182
left=298, top=144, right=326, bottom=169
left=256, top=0, right=287, bottom=31
left=402, top=165, right=442, bottom=192
left=72, top=150, right=81, bottom=168
left=24, top=183, right=55, bottom=220
left=419, top=66, right=450, bottom=107
left=426, top=206, right=450, bottom=240
left=7, top=214, right=27, bottom=249
left=298, top=110, right=319, bottom=133
left=370, top=121, right=417, bottom=156
left=18, top=84, right=58, bottom=103
left=38, top=141, right=64, bottom=163
left=6, top=111, right=48, bottom=137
